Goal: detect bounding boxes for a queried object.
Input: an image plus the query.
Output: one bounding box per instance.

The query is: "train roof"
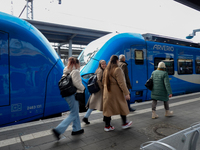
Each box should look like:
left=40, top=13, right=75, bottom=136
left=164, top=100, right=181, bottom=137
left=142, top=33, right=200, bottom=48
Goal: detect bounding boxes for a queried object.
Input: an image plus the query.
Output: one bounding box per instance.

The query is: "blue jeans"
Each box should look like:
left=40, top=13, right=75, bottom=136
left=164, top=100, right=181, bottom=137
left=55, top=94, right=81, bottom=134
left=84, top=108, right=94, bottom=118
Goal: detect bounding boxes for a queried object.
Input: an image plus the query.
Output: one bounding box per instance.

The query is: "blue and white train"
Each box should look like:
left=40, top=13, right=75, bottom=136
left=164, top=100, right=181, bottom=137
left=79, top=32, right=200, bottom=103
left=0, top=12, right=68, bottom=127
left=1, top=10, right=200, bottom=127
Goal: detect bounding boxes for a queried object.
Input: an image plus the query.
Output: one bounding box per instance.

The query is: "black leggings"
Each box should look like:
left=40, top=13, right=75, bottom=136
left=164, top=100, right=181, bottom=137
left=152, top=100, right=169, bottom=111
left=104, top=115, right=127, bottom=127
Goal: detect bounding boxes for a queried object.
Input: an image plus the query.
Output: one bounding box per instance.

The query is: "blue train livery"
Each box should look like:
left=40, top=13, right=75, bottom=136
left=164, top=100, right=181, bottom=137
left=79, top=32, right=200, bottom=104
left=1, top=11, right=200, bottom=127
left=0, top=12, right=68, bottom=127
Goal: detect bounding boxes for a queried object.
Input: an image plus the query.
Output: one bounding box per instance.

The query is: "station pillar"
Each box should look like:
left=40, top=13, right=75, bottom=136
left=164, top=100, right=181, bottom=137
left=57, top=46, right=61, bottom=58
left=69, top=40, right=72, bottom=57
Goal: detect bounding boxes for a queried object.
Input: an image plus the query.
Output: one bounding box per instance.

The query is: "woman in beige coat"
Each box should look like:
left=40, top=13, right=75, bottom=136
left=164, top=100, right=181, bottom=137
left=82, top=60, right=106, bottom=124
left=103, top=55, right=132, bottom=132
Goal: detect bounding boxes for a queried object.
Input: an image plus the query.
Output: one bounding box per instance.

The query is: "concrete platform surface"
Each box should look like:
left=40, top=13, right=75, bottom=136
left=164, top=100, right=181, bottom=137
left=0, top=92, right=200, bottom=150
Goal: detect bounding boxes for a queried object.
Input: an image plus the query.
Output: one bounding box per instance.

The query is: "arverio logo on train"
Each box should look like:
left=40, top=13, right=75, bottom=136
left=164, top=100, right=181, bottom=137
left=153, top=44, right=174, bottom=52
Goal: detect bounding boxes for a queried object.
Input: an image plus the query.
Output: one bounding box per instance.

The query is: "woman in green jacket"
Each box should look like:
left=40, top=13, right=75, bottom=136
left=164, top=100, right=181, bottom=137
left=151, top=62, right=173, bottom=119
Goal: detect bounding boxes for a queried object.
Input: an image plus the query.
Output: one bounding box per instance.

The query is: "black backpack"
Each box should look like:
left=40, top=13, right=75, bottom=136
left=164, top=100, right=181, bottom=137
left=87, top=74, right=100, bottom=94
left=58, top=73, right=77, bottom=97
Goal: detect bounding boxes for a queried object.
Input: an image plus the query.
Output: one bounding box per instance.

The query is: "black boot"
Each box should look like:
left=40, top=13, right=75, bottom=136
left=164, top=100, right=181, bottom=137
left=82, top=117, right=90, bottom=124
left=129, top=108, right=136, bottom=112
left=127, top=100, right=136, bottom=112
left=52, top=129, right=60, bottom=141
left=71, top=129, right=84, bottom=135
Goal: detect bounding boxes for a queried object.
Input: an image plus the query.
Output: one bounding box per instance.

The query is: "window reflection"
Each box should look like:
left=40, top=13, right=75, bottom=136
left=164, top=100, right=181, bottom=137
left=178, top=59, right=193, bottom=74
left=135, top=50, right=144, bottom=65
left=196, top=60, right=200, bottom=74
left=154, top=58, right=174, bottom=75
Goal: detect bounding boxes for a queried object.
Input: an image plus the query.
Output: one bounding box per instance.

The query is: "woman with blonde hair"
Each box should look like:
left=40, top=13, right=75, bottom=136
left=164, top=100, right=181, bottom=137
left=103, top=55, right=132, bottom=131
left=82, top=60, right=107, bottom=124
left=151, top=61, right=173, bottom=119
left=52, top=57, right=85, bottom=140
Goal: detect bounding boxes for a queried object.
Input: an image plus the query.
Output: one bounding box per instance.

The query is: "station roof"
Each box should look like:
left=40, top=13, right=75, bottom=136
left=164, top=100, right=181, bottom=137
left=24, top=19, right=111, bottom=46
left=24, top=1, right=200, bottom=46
left=174, top=0, right=200, bottom=12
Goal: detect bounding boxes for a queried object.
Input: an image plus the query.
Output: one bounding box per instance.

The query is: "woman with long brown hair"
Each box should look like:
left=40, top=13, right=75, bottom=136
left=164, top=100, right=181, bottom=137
left=103, top=55, right=132, bottom=131
left=82, top=60, right=106, bottom=124
left=52, top=57, right=85, bottom=140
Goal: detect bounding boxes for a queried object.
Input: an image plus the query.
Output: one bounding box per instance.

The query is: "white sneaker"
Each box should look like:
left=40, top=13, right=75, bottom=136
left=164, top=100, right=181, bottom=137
left=104, top=126, right=115, bottom=132
left=122, top=121, right=132, bottom=129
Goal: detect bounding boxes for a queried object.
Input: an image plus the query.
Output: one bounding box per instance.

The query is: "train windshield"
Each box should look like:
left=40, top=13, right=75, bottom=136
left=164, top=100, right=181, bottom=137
left=79, top=33, right=117, bottom=67
left=79, top=45, right=100, bottom=67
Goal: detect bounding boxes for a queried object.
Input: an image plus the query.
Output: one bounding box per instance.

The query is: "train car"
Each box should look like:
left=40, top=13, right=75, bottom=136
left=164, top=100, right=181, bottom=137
left=0, top=12, right=69, bottom=127
left=79, top=32, right=200, bottom=104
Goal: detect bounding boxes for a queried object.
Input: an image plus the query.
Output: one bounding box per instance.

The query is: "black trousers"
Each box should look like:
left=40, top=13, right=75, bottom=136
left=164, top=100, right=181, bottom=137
left=152, top=100, right=169, bottom=111
left=127, top=100, right=131, bottom=109
left=104, top=115, right=127, bottom=127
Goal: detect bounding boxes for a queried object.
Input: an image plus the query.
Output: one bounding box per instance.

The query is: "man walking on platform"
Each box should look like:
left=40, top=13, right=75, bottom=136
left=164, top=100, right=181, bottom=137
left=119, top=54, right=136, bottom=112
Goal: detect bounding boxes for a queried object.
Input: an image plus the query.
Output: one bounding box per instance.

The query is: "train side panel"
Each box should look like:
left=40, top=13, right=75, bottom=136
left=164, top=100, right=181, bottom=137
left=127, top=44, right=148, bottom=102
left=80, top=32, right=200, bottom=105
left=0, top=12, right=67, bottom=127
left=44, top=59, right=69, bottom=117
left=145, top=41, right=200, bottom=100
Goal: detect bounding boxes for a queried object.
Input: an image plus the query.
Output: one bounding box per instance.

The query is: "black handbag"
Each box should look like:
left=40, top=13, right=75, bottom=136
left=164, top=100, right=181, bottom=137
left=75, top=93, right=84, bottom=101
left=145, top=77, right=153, bottom=91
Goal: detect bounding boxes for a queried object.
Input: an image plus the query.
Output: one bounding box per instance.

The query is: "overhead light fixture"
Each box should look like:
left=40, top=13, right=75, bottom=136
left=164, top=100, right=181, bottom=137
left=186, top=29, right=200, bottom=39
left=186, top=34, right=194, bottom=39
left=58, top=0, right=61, bottom=4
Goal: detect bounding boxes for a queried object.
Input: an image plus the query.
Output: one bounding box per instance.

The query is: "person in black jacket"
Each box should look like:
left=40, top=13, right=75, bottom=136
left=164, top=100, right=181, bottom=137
left=118, top=54, right=136, bottom=112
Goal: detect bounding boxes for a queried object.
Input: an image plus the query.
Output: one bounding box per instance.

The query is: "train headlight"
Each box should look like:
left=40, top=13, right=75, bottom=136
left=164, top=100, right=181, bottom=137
left=81, top=73, right=94, bottom=79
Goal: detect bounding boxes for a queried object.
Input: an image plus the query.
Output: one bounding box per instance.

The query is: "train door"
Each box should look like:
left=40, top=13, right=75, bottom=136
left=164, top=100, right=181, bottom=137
left=0, top=31, right=9, bottom=106
left=131, top=45, right=147, bottom=102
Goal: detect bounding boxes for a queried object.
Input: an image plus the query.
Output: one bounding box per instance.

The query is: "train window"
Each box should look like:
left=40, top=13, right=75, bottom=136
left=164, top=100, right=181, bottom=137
left=135, top=50, right=144, bottom=65
left=178, top=59, right=193, bottom=74
left=154, top=58, right=174, bottom=75
left=196, top=60, right=200, bottom=74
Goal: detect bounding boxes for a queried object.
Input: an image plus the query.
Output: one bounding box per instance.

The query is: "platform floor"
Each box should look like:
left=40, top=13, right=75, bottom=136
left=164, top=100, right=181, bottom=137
left=0, top=92, right=200, bottom=150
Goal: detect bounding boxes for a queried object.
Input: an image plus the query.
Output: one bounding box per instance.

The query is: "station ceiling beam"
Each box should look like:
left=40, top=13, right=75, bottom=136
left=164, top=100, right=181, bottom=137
left=24, top=19, right=111, bottom=45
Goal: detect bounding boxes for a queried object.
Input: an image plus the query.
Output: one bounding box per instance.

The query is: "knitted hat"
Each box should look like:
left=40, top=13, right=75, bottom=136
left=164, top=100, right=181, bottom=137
left=158, top=62, right=166, bottom=68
